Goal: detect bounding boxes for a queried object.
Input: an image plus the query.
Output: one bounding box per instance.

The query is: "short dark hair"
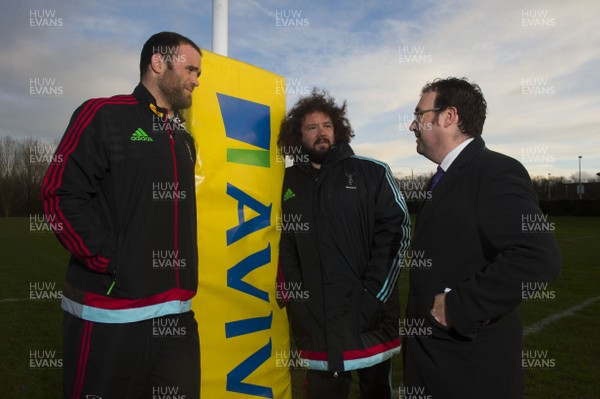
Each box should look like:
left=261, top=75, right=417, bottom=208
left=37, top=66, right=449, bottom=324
left=422, top=77, right=487, bottom=137
left=278, top=88, right=354, bottom=154
left=139, top=32, right=202, bottom=79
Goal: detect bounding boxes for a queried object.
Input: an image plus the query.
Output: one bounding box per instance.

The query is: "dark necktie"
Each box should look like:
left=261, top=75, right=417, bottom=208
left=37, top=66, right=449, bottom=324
left=429, top=166, right=445, bottom=191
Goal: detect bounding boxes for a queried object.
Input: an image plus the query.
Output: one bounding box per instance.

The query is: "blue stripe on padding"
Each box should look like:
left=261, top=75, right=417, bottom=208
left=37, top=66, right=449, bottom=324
left=61, top=297, right=192, bottom=323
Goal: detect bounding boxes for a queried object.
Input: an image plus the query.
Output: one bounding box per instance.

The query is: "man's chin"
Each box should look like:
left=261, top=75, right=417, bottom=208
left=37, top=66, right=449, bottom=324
left=306, top=148, right=330, bottom=164
left=174, top=98, right=192, bottom=111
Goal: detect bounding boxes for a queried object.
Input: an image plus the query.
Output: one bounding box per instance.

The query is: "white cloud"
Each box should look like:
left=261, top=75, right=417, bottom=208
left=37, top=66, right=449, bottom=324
left=0, top=0, right=598, bottom=178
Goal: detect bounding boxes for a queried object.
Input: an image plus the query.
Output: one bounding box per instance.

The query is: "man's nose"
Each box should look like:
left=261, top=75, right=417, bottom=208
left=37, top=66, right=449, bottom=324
left=409, top=119, right=417, bottom=132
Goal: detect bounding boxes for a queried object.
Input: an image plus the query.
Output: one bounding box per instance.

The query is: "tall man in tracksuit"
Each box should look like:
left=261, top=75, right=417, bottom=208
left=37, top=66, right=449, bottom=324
left=40, top=32, right=202, bottom=398
left=277, top=90, right=411, bottom=398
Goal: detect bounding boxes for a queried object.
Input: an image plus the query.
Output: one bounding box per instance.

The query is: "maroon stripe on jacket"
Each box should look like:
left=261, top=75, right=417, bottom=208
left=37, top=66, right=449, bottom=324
left=300, top=338, right=401, bottom=361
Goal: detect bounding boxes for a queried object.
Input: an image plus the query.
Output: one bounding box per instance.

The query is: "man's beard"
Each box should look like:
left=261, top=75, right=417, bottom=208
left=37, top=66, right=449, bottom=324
left=304, top=138, right=332, bottom=165
left=158, top=69, right=192, bottom=111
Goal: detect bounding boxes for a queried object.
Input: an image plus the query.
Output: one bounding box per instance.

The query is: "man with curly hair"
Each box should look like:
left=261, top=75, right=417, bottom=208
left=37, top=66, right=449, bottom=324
left=277, top=89, right=411, bottom=398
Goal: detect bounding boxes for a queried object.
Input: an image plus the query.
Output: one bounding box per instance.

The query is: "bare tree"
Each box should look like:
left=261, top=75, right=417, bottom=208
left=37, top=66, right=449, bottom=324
left=0, top=136, right=55, bottom=215
left=16, top=137, right=52, bottom=213
left=0, top=136, right=19, bottom=216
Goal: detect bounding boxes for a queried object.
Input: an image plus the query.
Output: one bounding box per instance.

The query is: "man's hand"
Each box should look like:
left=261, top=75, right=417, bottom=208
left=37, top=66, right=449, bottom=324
left=431, top=292, right=449, bottom=327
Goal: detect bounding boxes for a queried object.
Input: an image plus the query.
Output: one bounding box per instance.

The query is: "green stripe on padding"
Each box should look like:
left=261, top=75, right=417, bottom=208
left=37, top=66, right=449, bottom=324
left=227, top=148, right=270, bottom=168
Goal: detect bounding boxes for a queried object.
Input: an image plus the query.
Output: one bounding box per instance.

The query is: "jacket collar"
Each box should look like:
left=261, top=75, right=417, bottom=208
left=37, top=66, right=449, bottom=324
left=327, top=142, right=354, bottom=164
left=296, top=142, right=355, bottom=173
left=444, top=136, right=485, bottom=171
left=132, top=83, right=184, bottom=122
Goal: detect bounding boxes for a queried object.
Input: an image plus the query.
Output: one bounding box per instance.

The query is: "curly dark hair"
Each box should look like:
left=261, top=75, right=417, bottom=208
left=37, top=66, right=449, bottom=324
left=277, top=89, right=354, bottom=155
left=422, top=77, right=487, bottom=137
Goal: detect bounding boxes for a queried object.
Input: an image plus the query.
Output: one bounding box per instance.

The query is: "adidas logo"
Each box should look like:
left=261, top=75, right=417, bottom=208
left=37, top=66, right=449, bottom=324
left=283, top=188, right=296, bottom=202
left=130, top=128, right=153, bottom=142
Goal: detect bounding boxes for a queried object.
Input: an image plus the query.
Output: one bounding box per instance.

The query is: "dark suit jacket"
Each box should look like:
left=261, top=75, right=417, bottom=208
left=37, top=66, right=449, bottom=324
left=403, top=137, right=560, bottom=399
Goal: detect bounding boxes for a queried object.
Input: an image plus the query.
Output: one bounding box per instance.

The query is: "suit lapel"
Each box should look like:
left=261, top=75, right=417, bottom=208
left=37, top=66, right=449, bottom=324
left=413, top=137, right=486, bottom=242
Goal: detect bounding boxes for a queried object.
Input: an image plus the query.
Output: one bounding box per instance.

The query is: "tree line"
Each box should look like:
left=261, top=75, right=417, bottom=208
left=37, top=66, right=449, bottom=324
left=0, top=136, right=58, bottom=216
left=1, top=136, right=597, bottom=216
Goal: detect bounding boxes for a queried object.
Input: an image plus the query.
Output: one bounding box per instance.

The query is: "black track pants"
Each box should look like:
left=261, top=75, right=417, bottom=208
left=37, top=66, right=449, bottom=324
left=63, top=310, right=200, bottom=399
left=304, top=359, right=392, bottom=399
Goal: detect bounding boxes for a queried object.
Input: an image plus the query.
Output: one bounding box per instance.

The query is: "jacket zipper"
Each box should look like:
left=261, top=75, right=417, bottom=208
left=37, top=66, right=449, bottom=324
left=167, top=125, right=181, bottom=289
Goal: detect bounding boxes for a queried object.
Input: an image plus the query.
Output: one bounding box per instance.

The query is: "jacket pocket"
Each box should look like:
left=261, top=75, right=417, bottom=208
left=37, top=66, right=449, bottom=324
left=105, top=232, right=120, bottom=274
left=288, top=300, right=316, bottom=339
left=358, top=289, right=384, bottom=332
left=103, top=232, right=120, bottom=295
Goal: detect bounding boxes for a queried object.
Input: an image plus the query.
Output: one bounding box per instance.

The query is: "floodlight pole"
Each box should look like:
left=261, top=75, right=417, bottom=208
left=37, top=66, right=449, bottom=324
left=578, top=155, right=582, bottom=199
left=212, top=0, right=228, bottom=56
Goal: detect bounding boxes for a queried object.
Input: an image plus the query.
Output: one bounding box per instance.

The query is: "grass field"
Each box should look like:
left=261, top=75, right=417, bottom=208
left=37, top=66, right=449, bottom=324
left=0, top=216, right=598, bottom=398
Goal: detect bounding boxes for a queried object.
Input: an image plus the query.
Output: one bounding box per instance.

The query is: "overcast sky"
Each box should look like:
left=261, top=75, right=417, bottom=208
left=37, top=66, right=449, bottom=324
left=1, top=0, right=598, bottom=180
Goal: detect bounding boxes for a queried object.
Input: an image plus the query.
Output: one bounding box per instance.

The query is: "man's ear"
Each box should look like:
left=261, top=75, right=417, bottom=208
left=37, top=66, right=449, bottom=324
left=443, top=106, right=459, bottom=129
left=150, top=53, right=164, bottom=74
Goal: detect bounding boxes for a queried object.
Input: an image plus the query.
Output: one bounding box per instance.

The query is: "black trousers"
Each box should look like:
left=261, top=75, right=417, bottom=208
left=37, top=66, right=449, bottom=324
left=304, top=359, right=392, bottom=399
left=63, top=310, right=200, bottom=399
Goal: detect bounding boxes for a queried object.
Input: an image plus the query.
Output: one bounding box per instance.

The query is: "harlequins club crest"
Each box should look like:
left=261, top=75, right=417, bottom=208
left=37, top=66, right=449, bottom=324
left=345, top=172, right=356, bottom=189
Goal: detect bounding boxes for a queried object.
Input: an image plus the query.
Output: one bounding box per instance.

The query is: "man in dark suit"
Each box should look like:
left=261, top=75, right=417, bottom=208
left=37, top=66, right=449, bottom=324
left=402, top=77, right=560, bottom=399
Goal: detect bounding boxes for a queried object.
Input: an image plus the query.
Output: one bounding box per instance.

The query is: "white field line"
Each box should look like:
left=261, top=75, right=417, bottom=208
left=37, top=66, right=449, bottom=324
left=0, top=297, right=62, bottom=303
left=0, top=298, right=24, bottom=303
left=524, top=296, right=600, bottom=336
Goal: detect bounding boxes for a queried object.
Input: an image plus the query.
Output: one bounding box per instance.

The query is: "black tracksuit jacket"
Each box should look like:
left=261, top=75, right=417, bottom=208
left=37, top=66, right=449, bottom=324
left=277, top=143, right=411, bottom=372
left=40, top=83, right=198, bottom=323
